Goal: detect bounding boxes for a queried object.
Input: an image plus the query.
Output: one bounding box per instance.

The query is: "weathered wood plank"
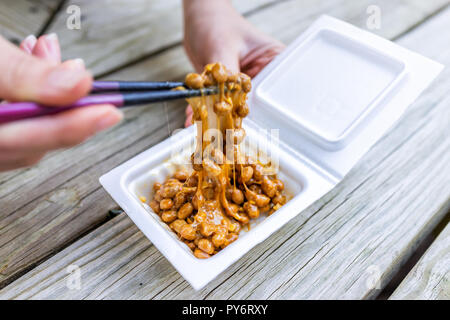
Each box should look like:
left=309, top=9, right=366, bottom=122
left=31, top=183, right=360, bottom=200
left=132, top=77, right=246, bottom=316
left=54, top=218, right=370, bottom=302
left=389, top=222, right=450, bottom=300
left=0, top=0, right=274, bottom=287
left=247, top=0, right=450, bottom=42
left=0, top=0, right=447, bottom=291
left=45, top=0, right=450, bottom=76
left=0, top=100, right=186, bottom=286
left=0, top=2, right=449, bottom=299
left=44, top=0, right=278, bottom=76
left=0, top=0, right=63, bottom=43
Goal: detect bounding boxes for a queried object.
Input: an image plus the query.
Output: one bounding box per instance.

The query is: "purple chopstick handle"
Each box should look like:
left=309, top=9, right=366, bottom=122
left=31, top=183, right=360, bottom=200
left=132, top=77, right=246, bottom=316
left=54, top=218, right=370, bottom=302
left=0, top=94, right=124, bottom=124
left=91, top=81, right=120, bottom=92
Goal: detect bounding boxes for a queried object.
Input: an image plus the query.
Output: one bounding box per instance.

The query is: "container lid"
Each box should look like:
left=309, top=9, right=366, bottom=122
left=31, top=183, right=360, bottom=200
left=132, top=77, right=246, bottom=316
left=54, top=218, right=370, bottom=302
left=247, top=15, right=443, bottom=181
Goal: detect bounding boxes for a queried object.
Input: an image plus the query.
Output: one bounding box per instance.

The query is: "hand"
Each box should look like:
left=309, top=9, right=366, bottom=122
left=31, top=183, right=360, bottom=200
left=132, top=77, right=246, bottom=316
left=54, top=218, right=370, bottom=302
left=0, top=34, right=122, bottom=171
left=182, top=0, right=285, bottom=126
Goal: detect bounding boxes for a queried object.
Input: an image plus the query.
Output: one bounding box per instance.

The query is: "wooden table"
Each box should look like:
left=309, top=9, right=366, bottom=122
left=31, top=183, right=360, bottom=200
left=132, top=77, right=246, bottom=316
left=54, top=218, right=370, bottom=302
left=0, top=0, right=449, bottom=300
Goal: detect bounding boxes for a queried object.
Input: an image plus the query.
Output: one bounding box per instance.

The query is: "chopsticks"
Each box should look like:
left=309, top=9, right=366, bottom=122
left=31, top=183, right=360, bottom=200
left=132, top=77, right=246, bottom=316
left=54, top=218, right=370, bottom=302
left=91, top=80, right=185, bottom=92
left=0, top=81, right=218, bottom=124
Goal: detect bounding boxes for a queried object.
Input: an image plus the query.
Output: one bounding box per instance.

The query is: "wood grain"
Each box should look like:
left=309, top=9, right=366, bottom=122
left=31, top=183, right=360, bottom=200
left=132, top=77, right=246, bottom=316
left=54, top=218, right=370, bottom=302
left=0, top=2, right=449, bottom=299
left=0, top=0, right=63, bottom=43
left=44, top=0, right=450, bottom=76
left=390, top=223, right=450, bottom=300
left=0, top=0, right=274, bottom=287
left=44, top=0, right=279, bottom=76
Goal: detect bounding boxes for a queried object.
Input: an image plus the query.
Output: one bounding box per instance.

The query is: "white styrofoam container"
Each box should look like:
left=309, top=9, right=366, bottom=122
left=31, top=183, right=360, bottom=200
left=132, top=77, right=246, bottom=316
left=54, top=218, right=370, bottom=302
left=100, top=15, right=443, bottom=290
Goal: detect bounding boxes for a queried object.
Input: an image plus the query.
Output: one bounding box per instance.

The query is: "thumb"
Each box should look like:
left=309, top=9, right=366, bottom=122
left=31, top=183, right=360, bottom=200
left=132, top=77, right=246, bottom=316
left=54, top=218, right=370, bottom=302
left=0, top=36, right=92, bottom=105
left=202, top=38, right=241, bottom=74
left=208, top=51, right=240, bottom=74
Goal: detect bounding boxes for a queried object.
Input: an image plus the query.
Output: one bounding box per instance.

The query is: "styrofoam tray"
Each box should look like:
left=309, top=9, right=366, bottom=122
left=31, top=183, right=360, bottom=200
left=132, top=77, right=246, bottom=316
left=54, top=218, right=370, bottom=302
left=100, top=125, right=333, bottom=290
left=256, top=28, right=407, bottom=149
left=100, top=15, right=443, bottom=290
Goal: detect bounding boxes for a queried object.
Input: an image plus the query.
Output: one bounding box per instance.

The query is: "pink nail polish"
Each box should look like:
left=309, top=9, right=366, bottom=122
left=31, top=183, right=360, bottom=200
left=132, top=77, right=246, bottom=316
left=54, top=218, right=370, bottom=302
left=73, top=58, right=85, bottom=67
left=45, top=33, right=58, bottom=45
left=22, top=35, right=37, bottom=54
left=44, top=33, right=60, bottom=61
left=62, top=59, right=85, bottom=71
left=70, top=58, right=85, bottom=70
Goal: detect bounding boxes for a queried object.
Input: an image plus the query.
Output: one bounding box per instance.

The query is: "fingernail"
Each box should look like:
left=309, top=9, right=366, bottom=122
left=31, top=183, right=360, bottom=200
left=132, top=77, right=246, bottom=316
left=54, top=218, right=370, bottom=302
left=96, top=110, right=122, bottom=132
left=22, top=35, right=37, bottom=54
left=46, top=67, right=89, bottom=91
left=62, top=58, right=85, bottom=71
left=44, top=33, right=59, bottom=54
left=46, top=33, right=58, bottom=43
left=72, top=58, right=85, bottom=68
